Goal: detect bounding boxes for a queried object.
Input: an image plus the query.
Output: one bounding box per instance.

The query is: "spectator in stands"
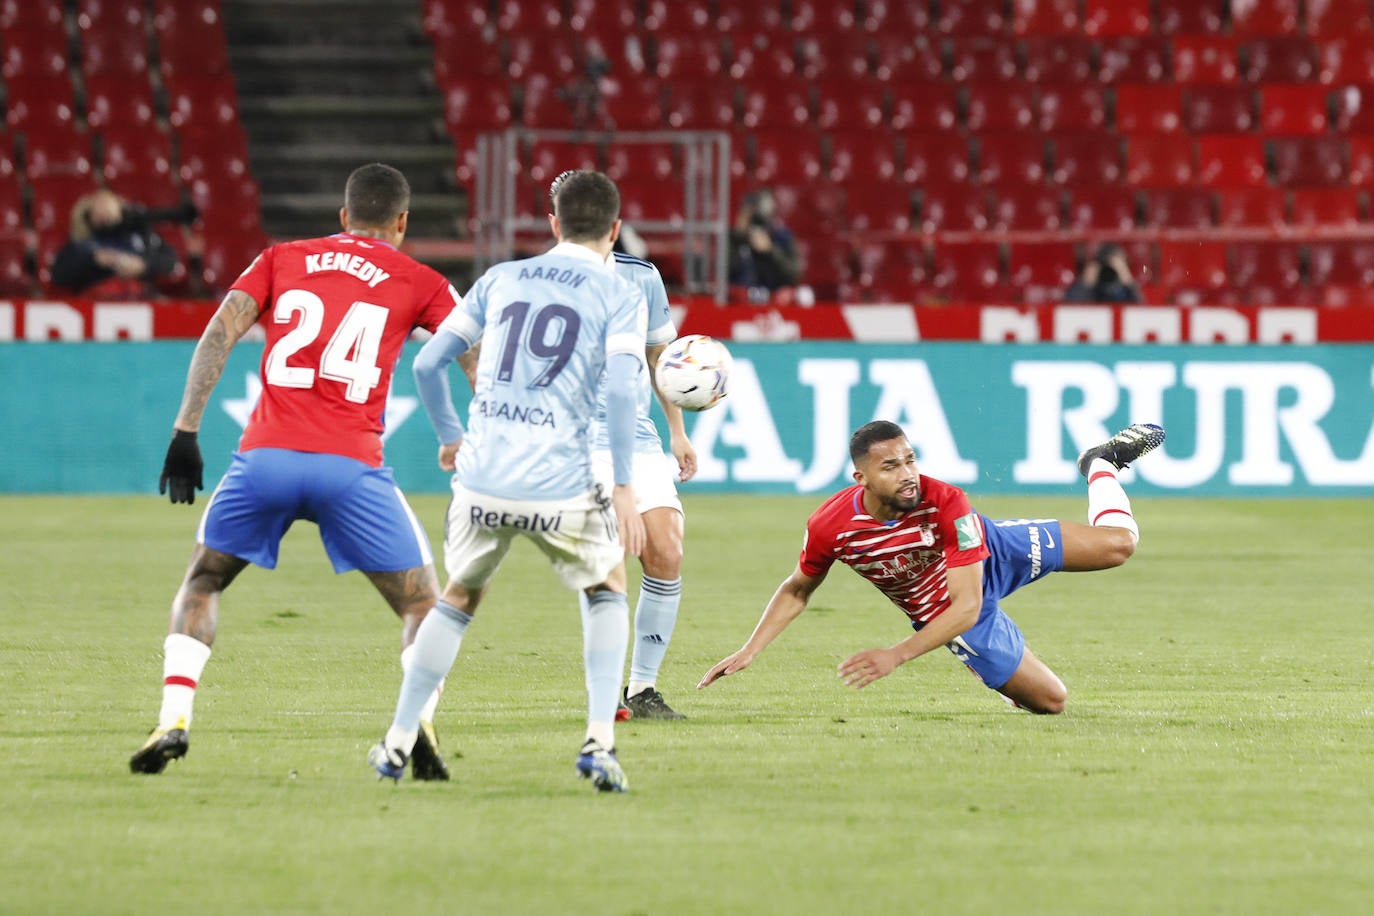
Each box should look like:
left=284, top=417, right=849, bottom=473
left=50, top=190, right=197, bottom=295
left=1063, top=243, right=1142, bottom=304
left=728, top=188, right=800, bottom=302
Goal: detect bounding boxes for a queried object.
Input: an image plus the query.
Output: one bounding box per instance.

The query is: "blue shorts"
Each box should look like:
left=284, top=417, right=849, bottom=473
left=923, top=516, right=1064, bottom=690
left=199, top=448, right=434, bottom=574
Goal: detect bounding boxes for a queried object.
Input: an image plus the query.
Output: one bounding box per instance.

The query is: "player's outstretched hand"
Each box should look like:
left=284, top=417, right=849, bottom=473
left=612, top=484, right=645, bottom=557
left=438, top=439, right=461, bottom=471
left=158, top=429, right=204, bottom=505
left=838, top=648, right=898, bottom=689
left=698, top=649, right=755, bottom=688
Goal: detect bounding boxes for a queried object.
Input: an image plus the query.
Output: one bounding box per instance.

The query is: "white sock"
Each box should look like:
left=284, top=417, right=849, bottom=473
left=388, top=601, right=470, bottom=756
left=1087, top=458, right=1140, bottom=544
left=400, top=643, right=444, bottom=723
left=629, top=575, right=680, bottom=696
left=158, top=633, right=212, bottom=730
left=581, top=589, right=628, bottom=750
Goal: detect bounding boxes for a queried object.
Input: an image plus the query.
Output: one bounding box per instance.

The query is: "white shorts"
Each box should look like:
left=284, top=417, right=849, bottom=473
left=444, top=481, right=624, bottom=592
left=593, top=450, right=683, bottom=515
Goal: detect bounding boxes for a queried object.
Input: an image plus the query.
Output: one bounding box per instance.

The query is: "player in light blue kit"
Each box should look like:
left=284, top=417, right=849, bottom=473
left=367, top=170, right=648, bottom=792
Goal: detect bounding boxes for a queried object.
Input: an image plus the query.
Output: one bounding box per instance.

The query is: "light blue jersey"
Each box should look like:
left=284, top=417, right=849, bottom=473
left=592, top=252, right=676, bottom=454
left=435, top=242, right=648, bottom=500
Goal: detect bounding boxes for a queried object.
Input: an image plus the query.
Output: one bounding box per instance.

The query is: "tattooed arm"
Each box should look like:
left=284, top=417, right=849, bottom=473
left=174, top=290, right=262, bottom=432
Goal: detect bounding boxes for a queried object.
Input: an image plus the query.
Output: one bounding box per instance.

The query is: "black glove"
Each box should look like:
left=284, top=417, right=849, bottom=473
left=159, top=429, right=204, bottom=504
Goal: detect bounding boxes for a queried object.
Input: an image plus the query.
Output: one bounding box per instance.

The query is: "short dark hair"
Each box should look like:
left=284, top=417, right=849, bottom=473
left=344, top=163, right=410, bottom=226
left=550, top=170, right=620, bottom=241
left=849, top=420, right=908, bottom=464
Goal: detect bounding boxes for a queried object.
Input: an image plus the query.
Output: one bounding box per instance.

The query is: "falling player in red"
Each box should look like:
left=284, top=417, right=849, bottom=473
left=699, top=419, right=1165, bottom=713
left=131, top=164, right=459, bottom=776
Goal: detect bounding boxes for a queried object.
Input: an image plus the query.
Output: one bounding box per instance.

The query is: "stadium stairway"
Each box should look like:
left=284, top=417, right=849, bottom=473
left=222, top=0, right=464, bottom=248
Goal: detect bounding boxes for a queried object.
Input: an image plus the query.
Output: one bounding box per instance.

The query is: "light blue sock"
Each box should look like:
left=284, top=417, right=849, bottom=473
left=389, top=600, right=470, bottom=751
left=630, top=575, right=681, bottom=690
left=581, top=589, right=629, bottom=731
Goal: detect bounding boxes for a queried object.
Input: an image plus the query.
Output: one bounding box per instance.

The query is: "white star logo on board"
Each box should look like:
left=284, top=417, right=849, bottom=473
left=220, top=373, right=417, bottom=442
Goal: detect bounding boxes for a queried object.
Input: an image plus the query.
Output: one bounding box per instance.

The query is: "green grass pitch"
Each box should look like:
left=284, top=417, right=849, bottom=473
left=2, top=493, right=1372, bottom=914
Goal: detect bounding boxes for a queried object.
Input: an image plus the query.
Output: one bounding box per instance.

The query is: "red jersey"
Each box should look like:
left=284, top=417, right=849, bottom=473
left=231, top=233, right=458, bottom=466
left=798, top=477, right=990, bottom=626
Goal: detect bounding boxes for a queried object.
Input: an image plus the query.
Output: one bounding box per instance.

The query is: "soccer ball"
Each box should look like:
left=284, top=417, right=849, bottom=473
left=654, top=335, right=733, bottom=411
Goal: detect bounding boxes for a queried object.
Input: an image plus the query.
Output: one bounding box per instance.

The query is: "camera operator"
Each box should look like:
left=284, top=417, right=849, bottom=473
left=728, top=187, right=800, bottom=302
left=50, top=189, right=198, bottom=295
left=1063, top=242, right=1142, bottom=304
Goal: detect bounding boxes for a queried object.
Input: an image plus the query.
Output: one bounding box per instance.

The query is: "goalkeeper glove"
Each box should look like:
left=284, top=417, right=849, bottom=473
left=159, top=429, right=204, bottom=504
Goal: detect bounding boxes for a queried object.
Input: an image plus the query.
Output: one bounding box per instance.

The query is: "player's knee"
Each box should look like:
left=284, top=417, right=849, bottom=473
left=640, top=540, right=683, bottom=579
left=1028, top=686, right=1067, bottom=715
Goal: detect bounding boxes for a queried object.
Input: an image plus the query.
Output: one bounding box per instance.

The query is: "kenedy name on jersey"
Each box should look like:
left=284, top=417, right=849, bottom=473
left=304, top=252, right=391, bottom=287
left=475, top=398, right=557, bottom=428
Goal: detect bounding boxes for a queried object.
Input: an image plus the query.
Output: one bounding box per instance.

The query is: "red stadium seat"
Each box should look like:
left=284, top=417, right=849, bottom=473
left=1021, top=37, right=1094, bottom=83
left=440, top=78, right=513, bottom=134
left=827, top=131, right=901, bottom=183
left=2, top=28, right=68, bottom=79
left=934, top=0, right=1009, bottom=34
left=100, top=126, right=180, bottom=209
left=615, top=178, right=686, bottom=225
left=750, top=130, right=825, bottom=184
left=1242, top=38, right=1319, bottom=83
left=1332, top=85, right=1374, bottom=132
left=1196, top=135, right=1268, bottom=187
left=1012, top=0, right=1080, bottom=35
left=190, top=175, right=262, bottom=237
left=1229, top=0, right=1299, bottom=36
left=1140, top=188, right=1215, bottom=228
left=1307, top=0, right=1374, bottom=38
left=1318, top=37, right=1374, bottom=85
left=642, top=0, right=712, bottom=32
left=787, top=0, right=862, bottom=32
left=888, top=84, right=960, bottom=132
left=1289, top=188, right=1360, bottom=226
left=79, top=14, right=150, bottom=78
left=164, top=74, right=240, bottom=130
left=84, top=74, right=157, bottom=130
left=23, top=124, right=93, bottom=181
left=987, top=184, right=1063, bottom=230
left=814, top=80, right=885, bottom=131
left=1183, top=85, right=1256, bottom=132
left=900, top=134, right=973, bottom=184
left=965, top=84, right=1037, bottom=131
left=29, top=174, right=100, bottom=238
left=431, top=35, right=505, bottom=82
left=0, top=168, right=24, bottom=234
left=603, top=142, right=677, bottom=183
left=520, top=77, right=583, bottom=129
left=929, top=241, right=1006, bottom=296
left=1155, top=0, right=1225, bottom=34
left=862, top=0, right=931, bottom=33
left=663, top=80, right=739, bottom=130
left=1115, top=85, right=1184, bottom=133
left=974, top=132, right=1047, bottom=184
left=795, top=34, right=872, bottom=82
left=1083, top=0, right=1150, bottom=36
left=1230, top=240, right=1303, bottom=287
left=1126, top=135, right=1196, bottom=186
left=919, top=185, right=990, bottom=231
left=0, top=236, right=32, bottom=296
left=1271, top=136, right=1348, bottom=185
left=873, top=35, right=945, bottom=82
left=1096, top=37, right=1170, bottom=83
left=4, top=76, right=77, bottom=130
left=202, top=236, right=269, bottom=295
left=1036, top=84, right=1107, bottom=131
left=846, top=181, right=915, bottom=232
left=1173, top=36, right=1241, bottom=84
left=650, top=35, right=727, bottom=81
left=567, top=0, right=636, bottom=37
left=1348, top=136, right=1374, bottom=185
left=595, top=79, right=664, bottom=131
left=848, top=239, right=930, bottom=302
left=1007, top=240, right=1076, bottom=292
left=494, top=0, right=563, bottom=31
left=1157, top=241, right=1228, bottom=293
left=506, top=34, right=587, bottom=82
left=1306, top=239, right=1374, bottom=284
left=947, top=37, right=1020, bottom=82
left=154, top=0, right=230, bottom=78
left=422, top=0, right=494, bottom=39
left=1216, top=187, right=1288, bottom=226
left=0, top=0, right=63, bottom=30
left=715, top=2, right=788, bottom=35
left=726, top=40, right=799, bottom=81
left=1067, top=187, right=1138, bottom=231
left=1049, top=132, right=1123, bottom=184
left=738, top=80, right=813, bottom=130
left=1259, top=84, right=1329, bottom=134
